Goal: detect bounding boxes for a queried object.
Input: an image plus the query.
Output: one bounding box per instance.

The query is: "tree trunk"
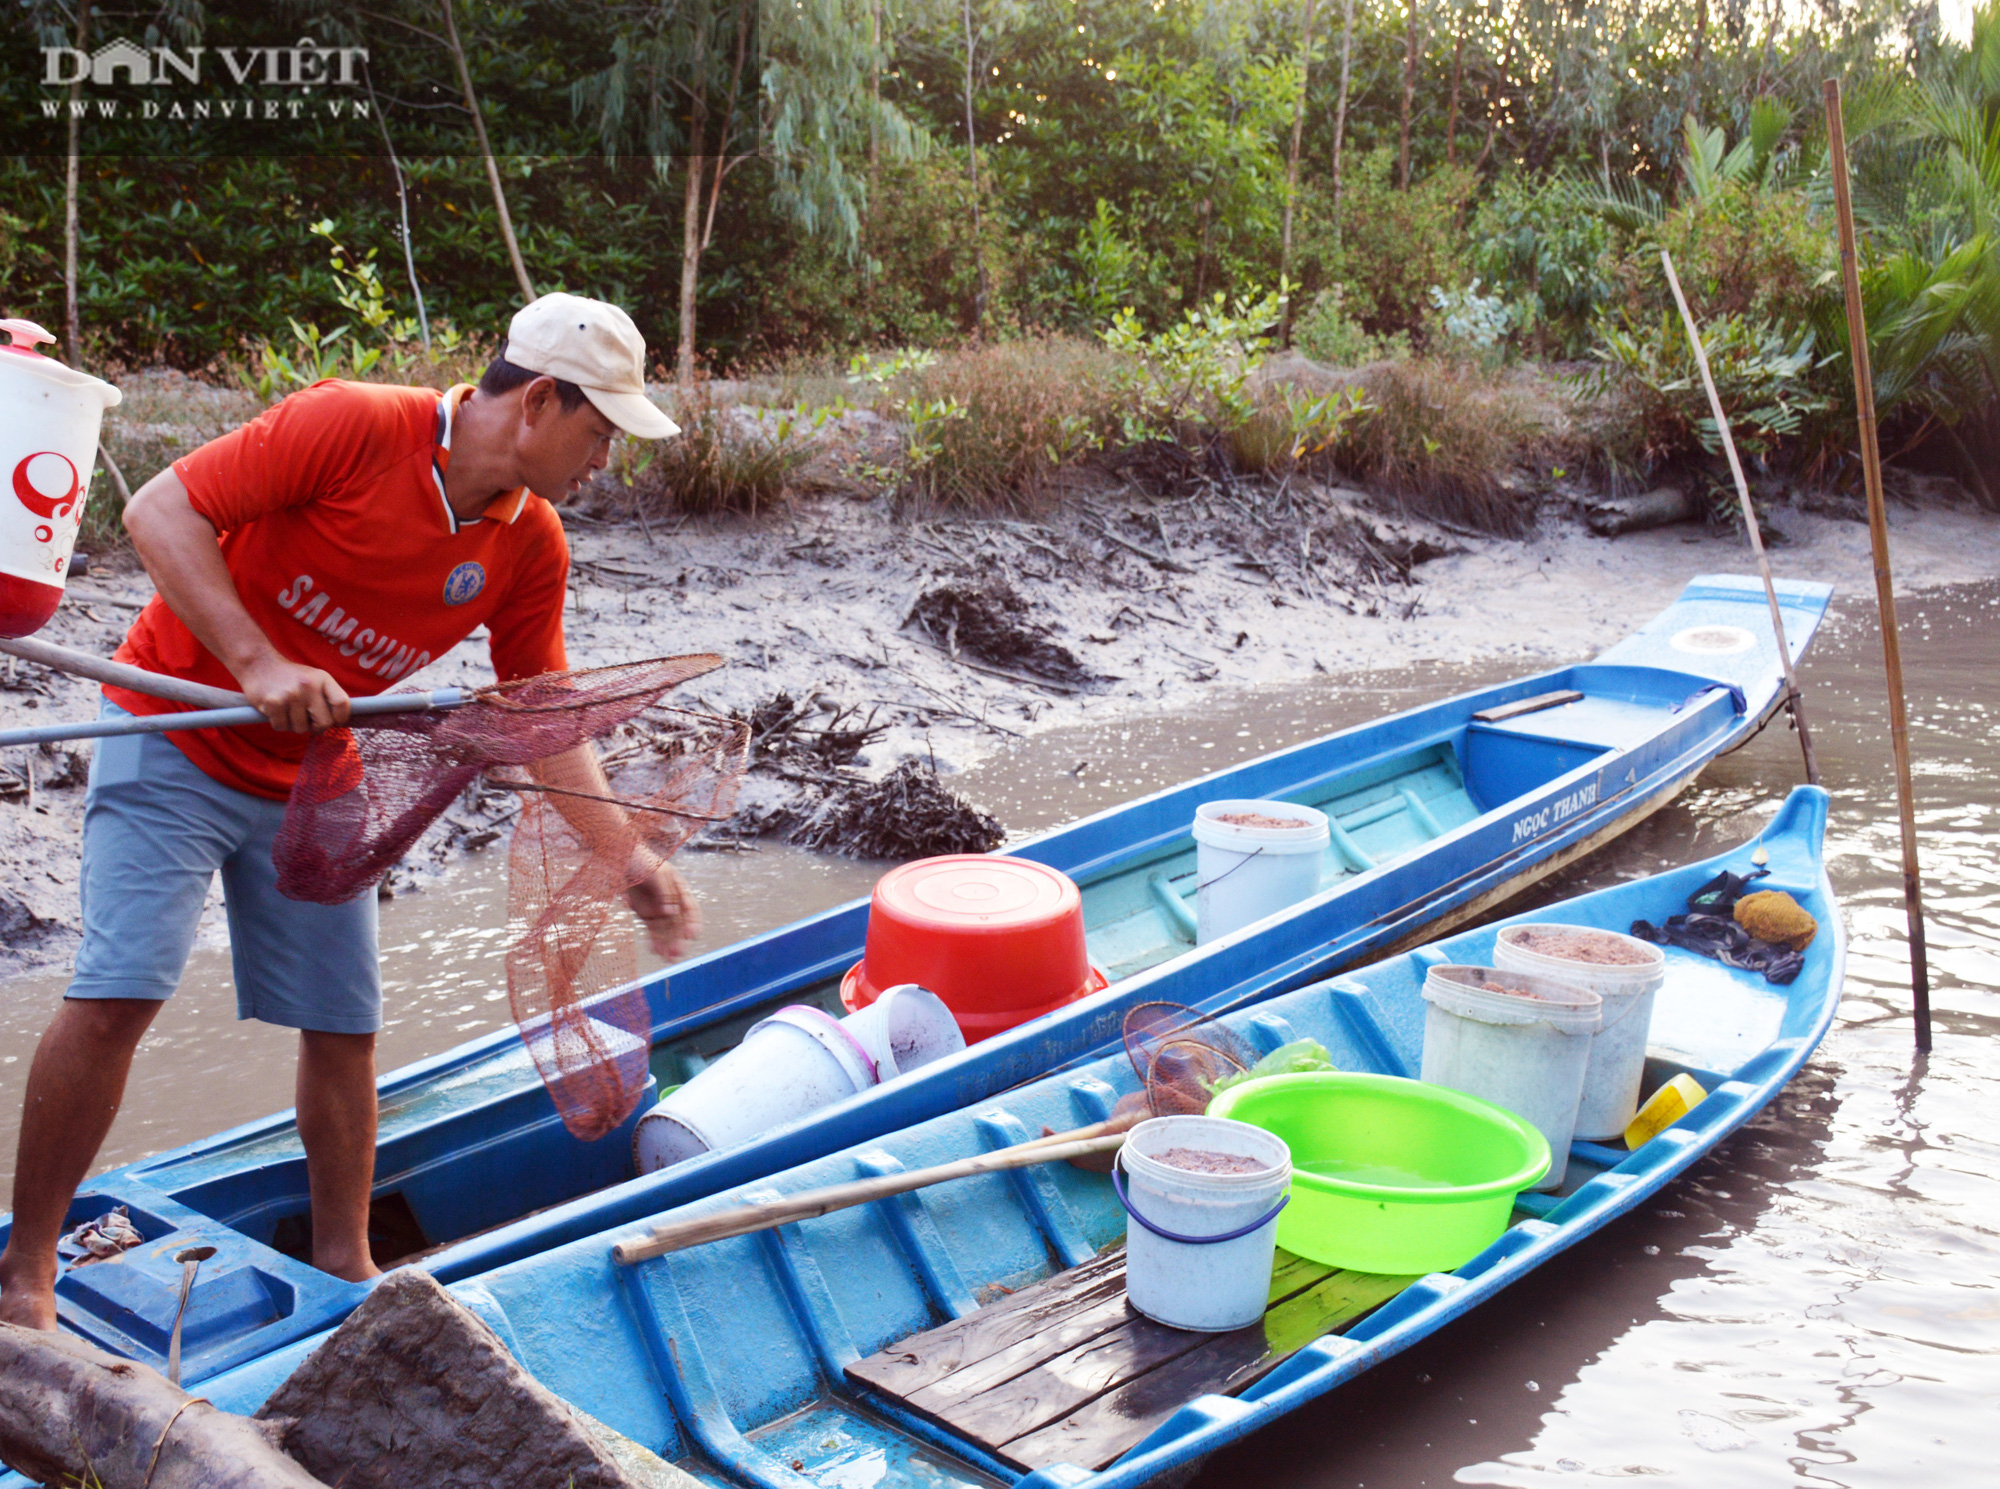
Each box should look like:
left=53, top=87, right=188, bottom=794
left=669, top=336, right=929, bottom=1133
left=679, top=153, right=706, bottom=393
left=865, top=0, right=882, bottom=310
left=1398, top=0, right=1422, bottom=190
left=1445, top=7, right=1464, bottom=167
left=256, top=1269, right=649, bottom=1489
left=64, top=0, right=89, bottom=363
left=439, top=0, right=535, bottom=304
left=962, top=0, right=990, bottom=332
left=676, top=16, right=712, bottom=395
left=1279, top=0, right=1319, bottom=341
left=366, top=65, right=431, bottom=351
left=1331, top=0, right=1356, bottom=236
left=0, top=1323, right=330, bottom=1489
left=1689, top=0, right=1707, bottom=120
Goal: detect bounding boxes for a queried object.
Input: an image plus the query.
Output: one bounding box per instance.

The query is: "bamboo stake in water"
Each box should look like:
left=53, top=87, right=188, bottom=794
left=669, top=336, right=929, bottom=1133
left=1825, top=77, right=1933, bottom=1055
left=1659, top=249, right=1821, bottom=786
left=612, top=1130, right=1128, bottom=1264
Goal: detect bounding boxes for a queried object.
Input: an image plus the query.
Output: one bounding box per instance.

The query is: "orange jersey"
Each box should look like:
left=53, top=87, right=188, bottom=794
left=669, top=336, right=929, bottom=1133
left=109, top=380, right=570, bottom=799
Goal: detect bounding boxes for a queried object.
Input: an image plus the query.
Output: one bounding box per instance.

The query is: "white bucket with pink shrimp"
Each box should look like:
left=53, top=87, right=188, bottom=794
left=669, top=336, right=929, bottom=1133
left=1191, top=799, right=1330, bottom=944
left=1494, top=924, right=1667, bottom=1140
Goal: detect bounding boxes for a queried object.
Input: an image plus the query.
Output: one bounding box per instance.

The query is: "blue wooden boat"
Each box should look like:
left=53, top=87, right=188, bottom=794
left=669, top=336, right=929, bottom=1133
left=194, top=785, right=1843, bottom=1487
left=0, top=575, right=1831, bottom=1391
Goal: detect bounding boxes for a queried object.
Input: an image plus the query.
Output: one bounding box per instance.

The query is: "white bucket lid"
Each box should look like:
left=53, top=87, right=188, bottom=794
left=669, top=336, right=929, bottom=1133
left=1193, top=799, right=1331, bottom=855
left=1423, top=964, right=1602, bottom=1033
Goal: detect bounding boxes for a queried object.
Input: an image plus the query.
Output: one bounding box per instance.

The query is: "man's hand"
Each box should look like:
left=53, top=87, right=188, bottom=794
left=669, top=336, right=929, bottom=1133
left=626, top=861, right=701, bottom=960
left=236, top=653, right=352, bottom=734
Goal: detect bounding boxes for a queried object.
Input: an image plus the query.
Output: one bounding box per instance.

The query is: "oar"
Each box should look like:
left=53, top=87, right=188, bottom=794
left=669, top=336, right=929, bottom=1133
left=1659, top=249, right=1822, bottom=787
left=0, top=636, right=466, bottom=747
left=1825, top=78, right=1933, bottom=1055
left=612, top=1130, right=1128, bottom=1265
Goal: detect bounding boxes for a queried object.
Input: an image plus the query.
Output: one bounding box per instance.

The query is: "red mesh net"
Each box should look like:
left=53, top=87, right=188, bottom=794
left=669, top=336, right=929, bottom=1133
left=273, top=656, right=749, bottom=1140
left=1123, top=1001, right=1255, bottom=1117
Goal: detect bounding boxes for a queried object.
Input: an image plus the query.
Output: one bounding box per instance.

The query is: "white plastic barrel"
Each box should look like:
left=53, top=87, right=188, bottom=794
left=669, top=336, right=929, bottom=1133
left=1192, top=799, right=1331, bottom=944
left=633, top=1005, right=878, bottom=1173
left=0, top=318, right=121, bottom=638
left=1420, top=965, right=1601, bottom=1191
left=1118, top=1115, right=1292, bottom=1332
left=1494, top=924, right=1667, bottom=1141
left=839, top=983, right=966, bottom=1080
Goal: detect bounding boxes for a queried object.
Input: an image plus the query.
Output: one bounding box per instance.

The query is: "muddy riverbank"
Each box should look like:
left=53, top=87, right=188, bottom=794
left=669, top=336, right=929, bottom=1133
left=4, top=479, right=1998, bottom=979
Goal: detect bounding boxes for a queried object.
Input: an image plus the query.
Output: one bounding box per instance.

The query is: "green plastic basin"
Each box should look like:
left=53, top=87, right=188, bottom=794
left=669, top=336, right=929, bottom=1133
left=1207, top=1071, right=1551, bottom=1274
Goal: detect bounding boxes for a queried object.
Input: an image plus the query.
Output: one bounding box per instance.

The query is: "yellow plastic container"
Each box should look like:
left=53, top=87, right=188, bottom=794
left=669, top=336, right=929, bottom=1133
left=1624, top=1073, right=1707, bottom=1149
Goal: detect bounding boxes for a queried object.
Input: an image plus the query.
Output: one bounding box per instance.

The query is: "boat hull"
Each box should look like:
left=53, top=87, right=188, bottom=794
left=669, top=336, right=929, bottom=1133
left=0, top=575, right=1833, bottom=1390
left=194, top=787, right=1845, bottom=1488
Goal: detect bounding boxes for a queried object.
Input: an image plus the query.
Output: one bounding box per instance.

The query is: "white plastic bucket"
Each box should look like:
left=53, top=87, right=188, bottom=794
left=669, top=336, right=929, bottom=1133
left=1420, top=965, right=1601, bottom=1192
left=633, top=1005, right=879, bottom=1173
left=0, top=318, right=120, bottom=637
left=1494, top=925, right=1667, bottom=1141
left=1117, top=1114, right=1292, bottom=1332
left=1192, top=799, right=1331, bottom=944
left=839, top=983, right=966, bottom=1080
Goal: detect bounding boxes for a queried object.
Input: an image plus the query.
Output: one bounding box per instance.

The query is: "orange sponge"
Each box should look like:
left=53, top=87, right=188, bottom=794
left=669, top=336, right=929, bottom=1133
left=1735, top=889, right=1816, bottom=951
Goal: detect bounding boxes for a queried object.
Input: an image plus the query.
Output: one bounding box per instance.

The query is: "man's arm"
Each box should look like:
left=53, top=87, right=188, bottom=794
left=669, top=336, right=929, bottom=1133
left=526, top=743, right=702, bottom=960
left=123, top=468, right=351, bottom=733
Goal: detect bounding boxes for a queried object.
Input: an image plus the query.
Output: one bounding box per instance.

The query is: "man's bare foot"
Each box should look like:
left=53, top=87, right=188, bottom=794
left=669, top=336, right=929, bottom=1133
left=313, top=1250, right=384, bottom=1285
left=0, top=1255, right=58, bottom=1331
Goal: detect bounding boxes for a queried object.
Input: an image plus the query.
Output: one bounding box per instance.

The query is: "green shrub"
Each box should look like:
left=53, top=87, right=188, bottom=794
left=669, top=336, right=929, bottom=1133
left=1226, top=382, right=1372, bottom=476
left=893, top=336, right=1132, bottom=510
left=1336, top=358, right=1547, bottom=534
left=1605, top=184, right=1832, bottom=337
left=1292, top=285, right=1410, bottom=366
left=1293, top=152, right=1477, bottom=340
left=1100, top=287, right=1285, bottom=441
left=622, top=385, right=810, bottom=518
left=1583, top=309, right=1830, bottom=477
left=1468, top=174, right=1612, bottom=358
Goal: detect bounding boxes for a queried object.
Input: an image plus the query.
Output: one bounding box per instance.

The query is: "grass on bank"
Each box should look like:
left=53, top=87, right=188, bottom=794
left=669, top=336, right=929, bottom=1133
left=83, top=328, right=1574, bottom=544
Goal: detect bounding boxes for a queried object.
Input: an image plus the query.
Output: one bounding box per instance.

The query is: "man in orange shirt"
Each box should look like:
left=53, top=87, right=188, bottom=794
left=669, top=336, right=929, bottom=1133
left=0, top=295, right=687, bottom=1330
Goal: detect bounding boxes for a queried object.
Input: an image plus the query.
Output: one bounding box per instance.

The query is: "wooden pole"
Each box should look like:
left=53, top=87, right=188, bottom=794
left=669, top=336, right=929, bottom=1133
left=1659, top=249, right=1821, bottom=787
left=613, top=1131, right=1127, bottom=1263
left=1824, top=77, right=1933, bottom=1054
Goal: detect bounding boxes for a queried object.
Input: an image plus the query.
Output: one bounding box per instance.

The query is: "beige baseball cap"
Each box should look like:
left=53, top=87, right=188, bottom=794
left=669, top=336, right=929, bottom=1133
left=505, top=293, right=680, bottom=439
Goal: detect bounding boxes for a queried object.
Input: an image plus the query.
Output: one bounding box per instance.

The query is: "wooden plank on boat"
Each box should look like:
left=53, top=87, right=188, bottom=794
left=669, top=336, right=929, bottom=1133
left=845, top=1247, right=1128, bottom=1398
left=998, top=1268, right=1416, bottom=1471
left=1472, top=689, right=1583, bottom=724
left=849, top=1247, right=1335, bottom=1405
left=851, top=1247, right=1356, bottom=1455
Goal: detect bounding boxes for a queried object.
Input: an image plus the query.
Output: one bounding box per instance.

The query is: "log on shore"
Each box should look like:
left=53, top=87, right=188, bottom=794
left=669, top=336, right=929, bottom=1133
left=1583, top=485, right=1701, bottom=536
left=256, top=1268, right=648, bottom=1489
left=0, top=1323, right=329, bottom=1489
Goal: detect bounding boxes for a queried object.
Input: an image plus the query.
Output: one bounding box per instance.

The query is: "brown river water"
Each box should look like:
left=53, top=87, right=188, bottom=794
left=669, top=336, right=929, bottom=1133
left=1, top=582, right=1995, bottom=1487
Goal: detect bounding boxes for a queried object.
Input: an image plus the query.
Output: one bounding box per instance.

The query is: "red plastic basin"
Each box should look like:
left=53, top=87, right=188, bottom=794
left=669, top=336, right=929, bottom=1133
left=841, top=855, right=1107, bottom=1043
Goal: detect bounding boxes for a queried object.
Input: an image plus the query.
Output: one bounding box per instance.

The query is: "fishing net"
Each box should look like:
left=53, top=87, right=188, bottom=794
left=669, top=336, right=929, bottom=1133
left=273, top=656, right=750, bottom=1140
left=1123, top=1001, right=1255, bottom=1117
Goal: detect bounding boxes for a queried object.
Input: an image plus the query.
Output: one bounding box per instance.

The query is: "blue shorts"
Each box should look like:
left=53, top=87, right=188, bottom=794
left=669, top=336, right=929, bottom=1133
left=68, top=705, right=382, bottom=1034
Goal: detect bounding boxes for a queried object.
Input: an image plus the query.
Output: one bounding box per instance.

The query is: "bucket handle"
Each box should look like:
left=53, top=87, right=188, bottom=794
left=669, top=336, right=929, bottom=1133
left=1195, top=844, right=1265, bottom=894
left=1111, top=1159, right=1290, bottom=1245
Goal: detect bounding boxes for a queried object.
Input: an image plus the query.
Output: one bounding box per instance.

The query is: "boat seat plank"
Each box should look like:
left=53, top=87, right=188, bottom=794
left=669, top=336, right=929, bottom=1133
left=999, top=1268, right=1414, bottom=1471
left=1471, top=689, right=1584, bottom=723
left=848, top=1246, right=1406, bottom=1471
left=845, top=1247, right=1127, bottom=1398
